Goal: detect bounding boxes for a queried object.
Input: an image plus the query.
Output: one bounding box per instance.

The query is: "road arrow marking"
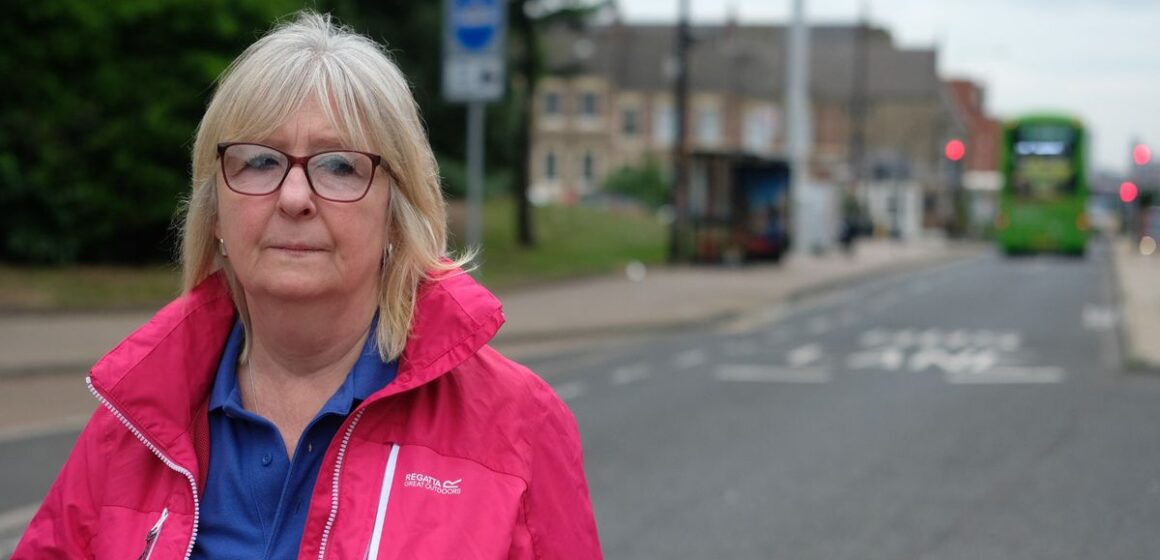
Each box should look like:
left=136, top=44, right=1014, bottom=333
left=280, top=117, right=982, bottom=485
left=846, top=346, right=906, bottom=371
left=909, top=348, right=998, bottom=374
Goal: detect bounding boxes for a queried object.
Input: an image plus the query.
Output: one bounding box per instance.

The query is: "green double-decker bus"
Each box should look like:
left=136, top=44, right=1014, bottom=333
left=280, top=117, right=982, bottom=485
left=995, top=114, right=1089, bottom=255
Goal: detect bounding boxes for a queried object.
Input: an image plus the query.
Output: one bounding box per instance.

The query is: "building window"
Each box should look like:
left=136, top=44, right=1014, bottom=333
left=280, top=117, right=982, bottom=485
left=581, top=92, right=599, bottom=117
left=621, top=107, right=639, bottom=136
left=654, top=105, right=675, bottom=146
left=544, top=91, right=561, bottom=115
left=743, top=106, right=776, bottom=154
left=582, top=151, right=595, bottom=183
left=545, top=151, right=557, bottom=181
left=696, top=105, right=720, bottom=145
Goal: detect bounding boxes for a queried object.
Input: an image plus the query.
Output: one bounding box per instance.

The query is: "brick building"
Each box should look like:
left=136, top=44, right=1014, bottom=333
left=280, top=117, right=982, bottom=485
left=531, top=19, right=964, bottom=237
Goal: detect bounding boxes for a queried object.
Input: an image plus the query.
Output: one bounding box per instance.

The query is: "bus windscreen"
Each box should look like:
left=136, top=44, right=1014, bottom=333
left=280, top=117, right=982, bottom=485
left=1011, top=124, right=1077, bottom=200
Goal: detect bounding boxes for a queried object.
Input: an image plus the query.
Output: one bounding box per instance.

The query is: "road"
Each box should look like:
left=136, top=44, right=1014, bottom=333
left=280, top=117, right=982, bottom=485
left=531, top=245, right=1160, bottom=559
left=5, top=244, right=1160, bottom=558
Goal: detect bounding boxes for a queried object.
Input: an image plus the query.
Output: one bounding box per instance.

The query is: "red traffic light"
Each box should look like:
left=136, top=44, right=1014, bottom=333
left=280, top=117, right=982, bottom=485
left=945, top=139, right=966, bottom=162
left=1121, top=181, right=1138, bottom=203
left=1134, top=144, right=1152, bottom=166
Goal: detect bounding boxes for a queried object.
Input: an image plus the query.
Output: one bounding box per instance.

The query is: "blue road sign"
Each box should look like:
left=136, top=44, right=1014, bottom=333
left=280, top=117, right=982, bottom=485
left=452, top=0, right=500, bottom=52
left=444, top=0, right=507, bottom=102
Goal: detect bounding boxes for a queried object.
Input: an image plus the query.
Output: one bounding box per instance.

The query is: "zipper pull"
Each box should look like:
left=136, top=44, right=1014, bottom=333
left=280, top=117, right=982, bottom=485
left=137, top=508, right=169, bottom=560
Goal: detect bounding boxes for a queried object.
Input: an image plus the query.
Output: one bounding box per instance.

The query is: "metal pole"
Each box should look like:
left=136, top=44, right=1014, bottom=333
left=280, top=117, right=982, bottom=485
left=467, top=101, right=485, bottom=267
left=668, top=0, right=691, bottom=263
left=849, top=3, right=870, bottom=214
left=786, top=0, right=812, bottom=254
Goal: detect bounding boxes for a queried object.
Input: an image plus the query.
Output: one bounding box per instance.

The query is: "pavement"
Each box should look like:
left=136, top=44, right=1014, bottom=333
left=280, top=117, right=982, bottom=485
left=2, top=235, right=1156, bottom=435
left=1110, top=237, right=1160, bottom=370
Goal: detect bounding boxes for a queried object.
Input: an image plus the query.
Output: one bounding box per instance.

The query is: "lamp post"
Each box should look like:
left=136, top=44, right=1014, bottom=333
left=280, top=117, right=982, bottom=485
left=785, top=0, right=812, bottom=254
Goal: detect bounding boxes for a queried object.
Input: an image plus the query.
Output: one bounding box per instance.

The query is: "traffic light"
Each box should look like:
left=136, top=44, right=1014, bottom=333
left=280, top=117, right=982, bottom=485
left=1134, top=143, right=1151, bottom=166
left=1121, top=181, right=1138, bottom=203
left=944, top=139, right=965, bottom=162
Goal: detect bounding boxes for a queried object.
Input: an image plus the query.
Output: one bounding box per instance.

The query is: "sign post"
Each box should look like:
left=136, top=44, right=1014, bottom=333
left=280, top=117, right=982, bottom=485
left=443, top=0, right=507, bottom=269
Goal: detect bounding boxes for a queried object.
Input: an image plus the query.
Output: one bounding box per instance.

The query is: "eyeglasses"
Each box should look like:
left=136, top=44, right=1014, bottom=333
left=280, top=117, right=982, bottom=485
left=216, top=142, right=385, bottom=203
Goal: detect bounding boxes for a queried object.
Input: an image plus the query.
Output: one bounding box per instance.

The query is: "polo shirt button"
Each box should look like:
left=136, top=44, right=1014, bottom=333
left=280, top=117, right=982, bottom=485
left=261, top=453, right=272, bottom=466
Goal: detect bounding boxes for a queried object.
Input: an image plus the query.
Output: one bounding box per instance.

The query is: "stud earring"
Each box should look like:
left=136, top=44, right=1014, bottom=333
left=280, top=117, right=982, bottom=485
left=217, top=238, right=227, bottom=257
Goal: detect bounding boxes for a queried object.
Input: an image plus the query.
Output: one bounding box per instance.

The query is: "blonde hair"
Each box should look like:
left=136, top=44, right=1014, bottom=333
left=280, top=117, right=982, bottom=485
left=180, top=11, right=469, bottom=361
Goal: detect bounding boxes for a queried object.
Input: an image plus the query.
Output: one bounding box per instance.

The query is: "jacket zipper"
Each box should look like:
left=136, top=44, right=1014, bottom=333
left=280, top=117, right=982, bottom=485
left=136, top=508, right=169, bottom=560
left=87, top=377, right=201, bottom=560
left=365, top=444, right=401, bottom=560
left=317, top=407, right=368, bottom=560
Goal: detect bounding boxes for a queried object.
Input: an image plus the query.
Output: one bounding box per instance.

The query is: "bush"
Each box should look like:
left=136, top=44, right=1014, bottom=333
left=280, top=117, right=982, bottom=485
left=601, top=158, right=671, bottom=210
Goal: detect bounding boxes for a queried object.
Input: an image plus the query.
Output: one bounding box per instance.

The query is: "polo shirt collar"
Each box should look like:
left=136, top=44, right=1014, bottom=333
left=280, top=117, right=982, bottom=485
left=209, top=316, right=392, bottom=417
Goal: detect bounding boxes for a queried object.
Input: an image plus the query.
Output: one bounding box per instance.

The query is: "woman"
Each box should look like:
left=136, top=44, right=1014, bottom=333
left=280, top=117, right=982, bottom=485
left=15, top=11, right=602, bottom=559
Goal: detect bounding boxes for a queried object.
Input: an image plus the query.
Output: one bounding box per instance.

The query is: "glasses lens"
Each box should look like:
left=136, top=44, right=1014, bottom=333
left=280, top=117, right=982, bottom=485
left=222, top=144, right=287, bottom=195
left=308, top=152, right=375, bottom=201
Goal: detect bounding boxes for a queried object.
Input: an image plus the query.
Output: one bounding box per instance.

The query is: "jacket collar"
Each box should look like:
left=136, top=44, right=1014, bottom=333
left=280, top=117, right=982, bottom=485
left=88, top=268, right=504, bottom=464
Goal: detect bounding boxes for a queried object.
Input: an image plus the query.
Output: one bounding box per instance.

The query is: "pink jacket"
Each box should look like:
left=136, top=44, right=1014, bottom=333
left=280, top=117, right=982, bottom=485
left=15, top=271, right=602, bottom=559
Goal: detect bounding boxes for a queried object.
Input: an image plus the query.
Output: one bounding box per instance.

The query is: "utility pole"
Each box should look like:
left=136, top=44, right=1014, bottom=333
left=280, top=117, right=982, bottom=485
left=668, top=0, right=692, bottom=262
left=848, top=3, right=870, bottom=214
left=786, top=0, right=812, bottom=254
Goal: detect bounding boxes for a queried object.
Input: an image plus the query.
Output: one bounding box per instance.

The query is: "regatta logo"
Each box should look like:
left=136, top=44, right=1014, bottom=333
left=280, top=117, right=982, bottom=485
left=403, top=472, right=463, bottom=495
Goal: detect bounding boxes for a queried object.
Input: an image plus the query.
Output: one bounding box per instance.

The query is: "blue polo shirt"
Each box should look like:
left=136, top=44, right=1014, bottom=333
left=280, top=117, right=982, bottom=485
left=191, top=319, right=396, bottom=559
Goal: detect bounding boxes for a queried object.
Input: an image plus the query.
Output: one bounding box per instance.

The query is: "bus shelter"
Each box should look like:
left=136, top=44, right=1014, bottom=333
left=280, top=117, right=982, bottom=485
left=678, top=151, right=792, bottom=264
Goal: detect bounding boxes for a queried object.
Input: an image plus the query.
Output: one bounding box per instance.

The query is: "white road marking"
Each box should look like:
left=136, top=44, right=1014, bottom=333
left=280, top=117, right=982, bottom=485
left=554, top=381, right=586, bottom=401
left=857, top=328, right=1022, bottom=351
left=909, top=348, right=998, bottom=374
left=946, top=366, right=1065, bottom=384
left=786, top=344, right=824, bottom=367
left=1083, top=304, right=1117, bottom=331
left=674, top=349, right=709, bottom=369
left=610, top=364, right=652, bottom=385
left=918, top=328, right=944, bottom=347
left=846, top=346, right=906, bottom=371
left=715, top=365, right=831, bottom=383
left=943, top=329, right=972, bottom=349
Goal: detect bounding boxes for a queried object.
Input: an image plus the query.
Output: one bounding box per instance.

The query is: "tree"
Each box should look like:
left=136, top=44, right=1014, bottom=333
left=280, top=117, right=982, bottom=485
left=0, top=0, right=299, bottom=263
left=506, top=0, right=607, bottom=248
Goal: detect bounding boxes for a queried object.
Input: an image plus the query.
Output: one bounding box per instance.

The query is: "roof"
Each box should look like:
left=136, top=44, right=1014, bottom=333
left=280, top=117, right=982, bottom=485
left=544, top=23, right=942, bottom=101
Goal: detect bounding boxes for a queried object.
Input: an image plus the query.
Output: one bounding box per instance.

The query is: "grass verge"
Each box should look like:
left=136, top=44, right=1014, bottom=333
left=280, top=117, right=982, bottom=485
left=0, top=265, right=181, bottom=312
left=453, top=197, right=667, bottom=291
left=0, top=197, right=666, bottom=311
